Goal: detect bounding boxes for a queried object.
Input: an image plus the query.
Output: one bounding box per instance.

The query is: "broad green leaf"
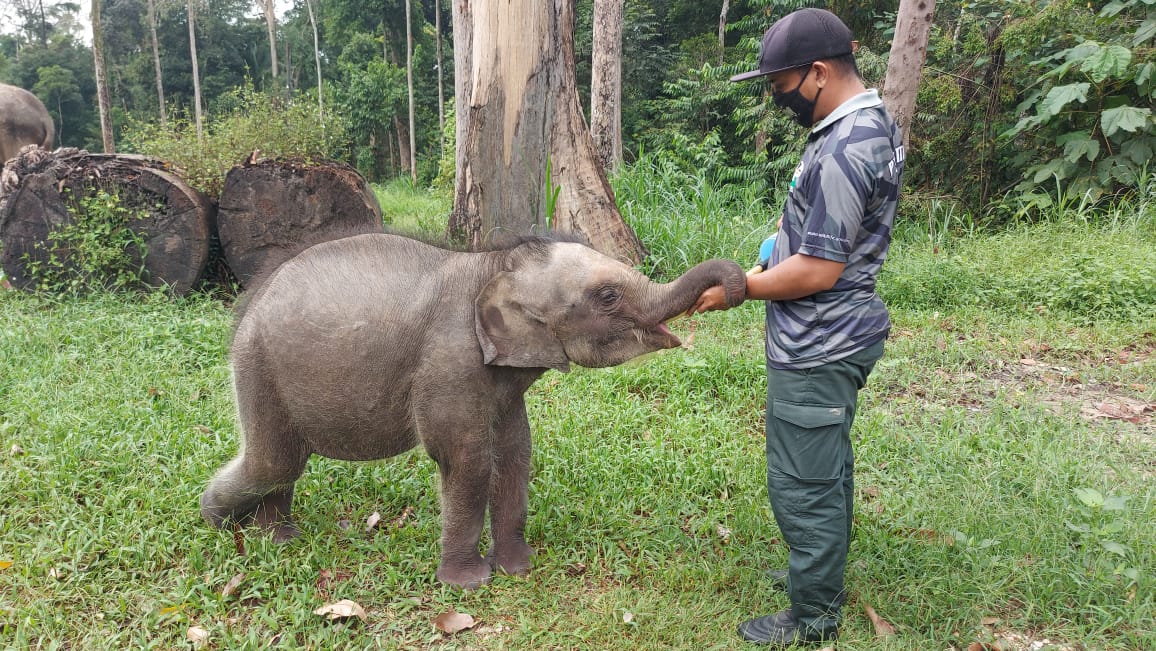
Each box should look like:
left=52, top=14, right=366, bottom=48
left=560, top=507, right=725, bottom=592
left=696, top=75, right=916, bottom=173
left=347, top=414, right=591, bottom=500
left=1074, top=487, right=1105, bottom=508
left=1058, top=131, right=1101, bottom=162
left=1100, top=540, right=1128, bottom=557
left=1102, top=105, right=1151, bottom=136
left=1031, top=159, right=1071, bottom=184
left=1103, top=495, right=1130, bottom=511
left=1037, top=83, right=1090, bottom=118
left=1100, top=1, right=1127, bottom=17
left=1136, top=62, right=1154, bottom=89
left=1135, top=18, right=1156, bottom=47
left=1080, top=45, right=1131, bottom=83
left=1121, top=137, right=1155, bottom=165
left=1064, top=520, right=1090, bottom=534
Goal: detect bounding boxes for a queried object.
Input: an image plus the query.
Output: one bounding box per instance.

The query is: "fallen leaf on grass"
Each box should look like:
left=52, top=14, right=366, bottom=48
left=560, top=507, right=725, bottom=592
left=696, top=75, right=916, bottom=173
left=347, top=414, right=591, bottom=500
left=314, top=599, right=367, bottom=623
left=221, top=572, right=245, bottom=599
left=186, top=625, right=209, bottom=647
left=862, top=602, right=895, bottom=638
left=9, top=444, right=24, bottom=456
left=967, top=643, right=1000, bottom=651
left=716, top=524, right=732, bottom=544
left=365, top=511, right=381, bottom=532
left=1081, top=399, right=1152, bottom=423
left=433, top=610, right=476, bottom=635
left=0, top=560, right=12, bottom=570
left=392, top=506, right=415, bottom=529
left=622, top=611, right=634, bottom=624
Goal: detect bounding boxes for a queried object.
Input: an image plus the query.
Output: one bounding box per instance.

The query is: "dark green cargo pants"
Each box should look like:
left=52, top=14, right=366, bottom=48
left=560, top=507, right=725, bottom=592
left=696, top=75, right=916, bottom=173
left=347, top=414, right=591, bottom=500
left=765, top=339, right=884, bottom=633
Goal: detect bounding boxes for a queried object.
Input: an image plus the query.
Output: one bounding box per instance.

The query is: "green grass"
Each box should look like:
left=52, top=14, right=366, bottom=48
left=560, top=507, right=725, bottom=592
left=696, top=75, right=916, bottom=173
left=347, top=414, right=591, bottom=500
left=1, top=177, right=1154, bottom=650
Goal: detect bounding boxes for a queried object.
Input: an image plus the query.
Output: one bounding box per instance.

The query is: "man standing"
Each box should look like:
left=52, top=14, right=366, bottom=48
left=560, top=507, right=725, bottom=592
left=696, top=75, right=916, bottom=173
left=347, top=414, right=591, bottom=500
left=689, top=8, right=905, bottom=647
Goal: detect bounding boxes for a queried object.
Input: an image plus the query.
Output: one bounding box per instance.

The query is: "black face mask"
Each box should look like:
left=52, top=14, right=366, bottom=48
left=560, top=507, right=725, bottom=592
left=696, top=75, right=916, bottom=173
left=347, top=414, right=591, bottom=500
left=772, top=64, right=823, bottom=128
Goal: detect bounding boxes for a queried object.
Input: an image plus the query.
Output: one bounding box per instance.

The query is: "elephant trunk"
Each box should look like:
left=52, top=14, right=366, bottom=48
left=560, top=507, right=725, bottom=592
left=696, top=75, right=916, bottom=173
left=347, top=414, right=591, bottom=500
left=639, top=259, right=747, bottom=323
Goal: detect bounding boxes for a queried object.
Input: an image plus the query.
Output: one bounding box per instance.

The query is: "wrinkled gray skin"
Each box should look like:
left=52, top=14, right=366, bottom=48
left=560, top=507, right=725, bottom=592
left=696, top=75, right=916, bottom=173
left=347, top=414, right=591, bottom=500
left=201, top=233, right=745, bottom=588
left=0, top=84, right=54, bottom=163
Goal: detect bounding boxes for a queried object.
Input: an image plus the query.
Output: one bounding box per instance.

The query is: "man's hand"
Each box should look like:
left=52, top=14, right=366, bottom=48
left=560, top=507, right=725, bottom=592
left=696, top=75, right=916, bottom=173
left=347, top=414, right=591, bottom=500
left=687, top=284, right=733, bottom=315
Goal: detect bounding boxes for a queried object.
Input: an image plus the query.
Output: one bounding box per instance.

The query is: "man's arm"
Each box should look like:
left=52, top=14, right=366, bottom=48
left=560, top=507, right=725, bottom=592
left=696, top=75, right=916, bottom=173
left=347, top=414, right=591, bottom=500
left=687, top=253, right=845, bottom=314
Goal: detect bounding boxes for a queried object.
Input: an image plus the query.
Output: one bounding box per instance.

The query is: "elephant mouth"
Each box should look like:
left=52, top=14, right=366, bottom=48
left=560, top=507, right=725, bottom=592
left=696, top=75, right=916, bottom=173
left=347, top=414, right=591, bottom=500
left=648, top=321, right=681, bottom=349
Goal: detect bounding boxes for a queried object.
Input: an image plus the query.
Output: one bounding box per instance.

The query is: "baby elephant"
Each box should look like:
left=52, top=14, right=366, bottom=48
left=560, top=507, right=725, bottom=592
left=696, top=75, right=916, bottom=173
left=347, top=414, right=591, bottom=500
left=201, top=233, right=745, bottom=588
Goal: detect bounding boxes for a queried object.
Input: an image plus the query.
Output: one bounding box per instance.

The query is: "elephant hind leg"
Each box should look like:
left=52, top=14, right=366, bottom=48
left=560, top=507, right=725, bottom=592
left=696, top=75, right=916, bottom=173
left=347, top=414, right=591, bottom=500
left=200, top=452, right=307, bottom=542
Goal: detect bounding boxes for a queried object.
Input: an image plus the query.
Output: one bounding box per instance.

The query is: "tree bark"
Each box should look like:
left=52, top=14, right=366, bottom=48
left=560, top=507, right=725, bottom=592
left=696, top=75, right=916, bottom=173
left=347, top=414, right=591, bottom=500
left=435, top=0, right=445, bottom=145
left=261, top=0, right=278, bottom=87
left=590, top=0, right=624, bottom=171
left=449, top=0, right=644, bottom=264
left=883, top=0, right=935, bottom=151
left=305, top=0, right=322, bottom=123
left=187, top=0, right=204, bottom=140
left=91, top=0, right=115, bottom=152
left=405, top=0, right=417, bottom=182
left=0, top=149, right=214, bottom=295
left=147, top=0, right=167, bottom=127
left=215, top=157, right=383, bottom=286
left=718, top=0, right=729, bottom=65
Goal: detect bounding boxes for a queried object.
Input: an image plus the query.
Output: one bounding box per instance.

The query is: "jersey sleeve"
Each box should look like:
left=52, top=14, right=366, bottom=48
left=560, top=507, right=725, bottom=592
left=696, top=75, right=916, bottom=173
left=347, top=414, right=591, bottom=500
left=797, top=152, right=870, bottom=263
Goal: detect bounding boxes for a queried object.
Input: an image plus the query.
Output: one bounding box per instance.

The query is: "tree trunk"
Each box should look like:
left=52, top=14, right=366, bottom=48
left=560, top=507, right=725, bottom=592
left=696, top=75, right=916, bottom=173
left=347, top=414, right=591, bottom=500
left=187, top=0, right=204, bottom=140
left=435, top=0, right=445, bottom=145
left=215, top=157, right=383, bottom=286
left=0, top=149, right=214, bottom=295
left=590, top=0, right=624, bottom=171
left=718, top=0, right=729, bottom=65
left=883, top=0, right=935, bottom=151
left=305, top=0, right=322, bottom=123
left=261, top=0, right=278, bottom=86
left=91, top=0, right=115, bottom=152
left=449, top=0, right=644, bottom=264
left=405, top=0, right=417, bottom=182
left=147, top=0, right=167, bottom=127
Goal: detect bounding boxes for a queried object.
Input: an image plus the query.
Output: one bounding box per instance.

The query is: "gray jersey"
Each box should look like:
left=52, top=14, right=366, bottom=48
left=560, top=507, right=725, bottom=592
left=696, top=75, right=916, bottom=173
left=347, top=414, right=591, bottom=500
left=765, top=90, right=904, bottom=370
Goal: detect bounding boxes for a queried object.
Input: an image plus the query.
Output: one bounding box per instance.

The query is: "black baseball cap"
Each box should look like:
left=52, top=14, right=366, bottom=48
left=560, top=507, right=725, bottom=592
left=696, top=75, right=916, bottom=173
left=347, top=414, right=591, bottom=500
left=730, top=8, right=854, bottom=82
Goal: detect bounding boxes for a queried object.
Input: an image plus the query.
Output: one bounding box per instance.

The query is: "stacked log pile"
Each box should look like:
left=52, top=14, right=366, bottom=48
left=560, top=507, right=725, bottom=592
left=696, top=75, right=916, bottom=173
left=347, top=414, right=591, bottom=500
left=0, top=148, right=383, bottom=295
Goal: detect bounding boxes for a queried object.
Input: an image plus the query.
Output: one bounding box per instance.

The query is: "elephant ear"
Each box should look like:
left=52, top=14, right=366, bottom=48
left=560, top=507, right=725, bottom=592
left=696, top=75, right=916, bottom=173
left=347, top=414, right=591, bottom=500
left=475, top=271, right=570, bottom=372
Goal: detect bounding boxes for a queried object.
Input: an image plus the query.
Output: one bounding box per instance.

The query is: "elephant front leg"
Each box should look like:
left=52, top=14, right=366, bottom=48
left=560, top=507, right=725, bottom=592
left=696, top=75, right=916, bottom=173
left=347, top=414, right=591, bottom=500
left=486, top=400, right=535, bottom=576
left=432, top=450, right=493, bottom=589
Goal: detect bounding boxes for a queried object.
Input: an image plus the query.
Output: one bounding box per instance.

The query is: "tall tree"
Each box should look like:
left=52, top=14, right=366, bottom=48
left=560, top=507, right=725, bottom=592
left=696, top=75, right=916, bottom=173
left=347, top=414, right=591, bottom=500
left=147, top=0, right=167, bottom=127
left=450, top=0, right=644, bottom=263
left=434, top=0, right=444, bottom=143
left=304, top=0, right=322, bottom=122
left=883, top=0, right=935, bottom=151
left=187, top=0, right=204, bottom=139
left=590, top=0, right=623, bottom=171
left=404, top=0, right=416, bottom=181
left=717, top=0, right=729, bottom=65
left=260, top=0, right=278, bottom=86
left=91, top=0, right=114, bottom=151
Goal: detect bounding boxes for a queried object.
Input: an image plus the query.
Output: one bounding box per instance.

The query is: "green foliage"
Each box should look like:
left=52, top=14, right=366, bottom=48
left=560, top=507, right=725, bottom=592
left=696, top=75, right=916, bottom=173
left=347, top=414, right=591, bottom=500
left=21, top=189, right=149, bottom=293
left=371, top=176, right=450, bottom=235
left=612, top=137, right=775, bottom=279
left=121, top=83, right=349, bottom=196
left=999, top=0, right=1155, bottom=200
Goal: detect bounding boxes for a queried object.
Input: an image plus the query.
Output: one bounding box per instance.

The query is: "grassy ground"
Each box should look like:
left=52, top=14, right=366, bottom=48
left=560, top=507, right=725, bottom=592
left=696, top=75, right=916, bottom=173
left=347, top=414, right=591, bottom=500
left=1, top=179, right=1153, bottom=650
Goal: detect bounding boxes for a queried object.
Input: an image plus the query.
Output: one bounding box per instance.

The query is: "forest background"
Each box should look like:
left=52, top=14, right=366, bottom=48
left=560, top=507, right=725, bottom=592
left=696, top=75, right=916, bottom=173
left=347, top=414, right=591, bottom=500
left=1, top=0, right=1152, bottom=219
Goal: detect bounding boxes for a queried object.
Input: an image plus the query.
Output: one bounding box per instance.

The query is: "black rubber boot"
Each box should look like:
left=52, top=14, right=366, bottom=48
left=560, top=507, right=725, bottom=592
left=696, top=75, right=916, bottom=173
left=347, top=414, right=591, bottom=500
left=738, top=609, right=838, bottom=647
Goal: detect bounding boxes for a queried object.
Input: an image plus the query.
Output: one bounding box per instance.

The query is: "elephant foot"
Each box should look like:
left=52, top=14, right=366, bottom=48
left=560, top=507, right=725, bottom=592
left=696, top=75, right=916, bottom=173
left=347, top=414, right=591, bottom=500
left=436, top=556, right=492, bottom=590
left=487, top=541, right=535, bottom=575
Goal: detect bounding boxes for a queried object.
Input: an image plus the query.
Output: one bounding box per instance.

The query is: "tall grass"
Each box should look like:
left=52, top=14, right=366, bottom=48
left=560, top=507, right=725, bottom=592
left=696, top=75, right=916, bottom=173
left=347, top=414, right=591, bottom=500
left=1, top=174, right=1153, bottom=650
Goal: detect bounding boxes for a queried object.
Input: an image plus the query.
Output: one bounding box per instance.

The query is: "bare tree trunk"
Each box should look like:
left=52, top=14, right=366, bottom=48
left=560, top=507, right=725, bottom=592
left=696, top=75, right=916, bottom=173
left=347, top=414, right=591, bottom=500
left=91, top=0, right=115, bottom=152
left=405, top=0, right=417, bottom=182
left=147, top=0, right=167, bottom=127
left=435, top=0, right=444, bottom=145
left=450, top=0, right=644, bottom=263
left=187, top=0, right=203, bottom=140
left=590, top=0, right=623, bottom=171
left=718, top=0, right=729, bottom=65
left=261, top=0, right=278, bottom=87
left=883, top=0, right=935, bottom=150
left=305, top=0, right=322, bottom=123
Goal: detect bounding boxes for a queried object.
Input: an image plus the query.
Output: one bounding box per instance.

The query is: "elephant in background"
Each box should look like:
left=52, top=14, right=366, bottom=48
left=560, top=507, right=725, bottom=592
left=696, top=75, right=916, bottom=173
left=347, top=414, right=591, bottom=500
left=0, top=83, right=54, bottom=164
left=200, top=232, right=746, bottom=588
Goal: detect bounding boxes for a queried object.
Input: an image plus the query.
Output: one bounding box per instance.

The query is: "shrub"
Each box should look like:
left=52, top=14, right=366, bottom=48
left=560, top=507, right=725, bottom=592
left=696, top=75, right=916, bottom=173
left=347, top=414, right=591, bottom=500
left=121, top=84, right=350, bottom=197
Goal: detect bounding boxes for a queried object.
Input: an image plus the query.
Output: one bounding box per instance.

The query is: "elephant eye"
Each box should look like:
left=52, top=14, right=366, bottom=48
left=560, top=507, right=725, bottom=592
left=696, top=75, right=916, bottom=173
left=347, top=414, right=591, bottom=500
left=594, top=285, right=622, bottom=308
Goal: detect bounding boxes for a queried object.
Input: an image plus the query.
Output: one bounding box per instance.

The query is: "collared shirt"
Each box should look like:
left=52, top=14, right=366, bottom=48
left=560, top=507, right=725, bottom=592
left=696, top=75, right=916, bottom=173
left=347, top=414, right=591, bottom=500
left=764, top=89, right=905, bottom=370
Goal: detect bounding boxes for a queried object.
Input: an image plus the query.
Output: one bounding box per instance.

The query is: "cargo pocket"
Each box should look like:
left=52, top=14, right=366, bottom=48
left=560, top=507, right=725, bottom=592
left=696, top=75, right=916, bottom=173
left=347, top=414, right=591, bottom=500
left=767, top=399, right=848, bottom=482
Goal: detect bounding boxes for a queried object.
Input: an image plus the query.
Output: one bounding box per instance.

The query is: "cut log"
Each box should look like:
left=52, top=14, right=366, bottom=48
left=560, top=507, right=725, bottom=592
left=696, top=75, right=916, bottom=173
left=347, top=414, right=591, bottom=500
left=216, top=157, right=383, bottom=287
left=0, top=148, right=214, bottom=295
